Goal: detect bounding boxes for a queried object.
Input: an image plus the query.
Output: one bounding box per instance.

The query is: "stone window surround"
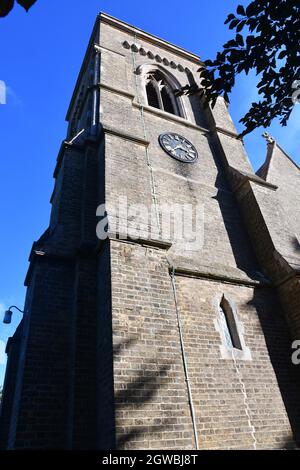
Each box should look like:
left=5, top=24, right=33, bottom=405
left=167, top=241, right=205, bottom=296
left=145, top=71, right=181, bottom=117
left=213, top=294, right=252, bottom=361
left=136, top=63, right=187, bottom=120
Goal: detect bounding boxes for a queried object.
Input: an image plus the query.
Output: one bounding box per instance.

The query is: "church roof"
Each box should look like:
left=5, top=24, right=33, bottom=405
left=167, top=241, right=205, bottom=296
left=256, top=137, right=300, bottom=182
left=256, top=135, right=300, bottom=248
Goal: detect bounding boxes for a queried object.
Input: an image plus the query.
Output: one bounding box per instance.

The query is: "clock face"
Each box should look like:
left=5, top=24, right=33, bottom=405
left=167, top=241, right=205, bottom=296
left=159, top=133, right=198, bottom=163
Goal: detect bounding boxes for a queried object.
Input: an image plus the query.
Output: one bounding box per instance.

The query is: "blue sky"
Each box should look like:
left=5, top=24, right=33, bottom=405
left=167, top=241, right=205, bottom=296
left=0, top=0, right=299, bottom=386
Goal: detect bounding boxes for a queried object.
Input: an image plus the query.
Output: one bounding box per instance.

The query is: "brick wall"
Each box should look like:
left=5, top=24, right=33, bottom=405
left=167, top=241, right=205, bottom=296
left=175, top=276, right=300, bottom=449
left=109, top=240, right=194, bottom=450
left=11, top=257, right=75, bottom=449
left=0, top=325, right=22, bottom=449
left=106, top=239, right=300, bottom=449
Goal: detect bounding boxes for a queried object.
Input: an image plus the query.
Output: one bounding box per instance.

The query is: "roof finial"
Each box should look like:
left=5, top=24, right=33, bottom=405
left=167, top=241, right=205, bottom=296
left=262, top=132, right=275, bottom=144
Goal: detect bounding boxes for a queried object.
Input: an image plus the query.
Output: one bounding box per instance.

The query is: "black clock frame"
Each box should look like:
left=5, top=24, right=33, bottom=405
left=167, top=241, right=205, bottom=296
left=158, top=133, right=198, bottom=164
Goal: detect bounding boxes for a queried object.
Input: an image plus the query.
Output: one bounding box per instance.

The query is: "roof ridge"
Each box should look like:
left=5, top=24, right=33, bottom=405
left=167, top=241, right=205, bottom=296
left=256, top=140, right=300, bottom=181
left=275, top=142, right=300, bottom=173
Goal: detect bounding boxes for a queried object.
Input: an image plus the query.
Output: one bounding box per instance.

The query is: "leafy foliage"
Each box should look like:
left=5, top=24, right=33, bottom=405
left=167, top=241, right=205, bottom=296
left=0, top=0, right=36, bottom=17
left=198, top=0, right=300, bottom=136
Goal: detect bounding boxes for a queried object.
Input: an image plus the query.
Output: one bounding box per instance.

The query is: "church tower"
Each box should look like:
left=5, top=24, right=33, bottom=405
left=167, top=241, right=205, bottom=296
left=1, top=13, right=300, bottom=450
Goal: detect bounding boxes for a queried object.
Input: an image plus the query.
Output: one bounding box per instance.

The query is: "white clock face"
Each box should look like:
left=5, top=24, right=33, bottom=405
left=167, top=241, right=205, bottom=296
left=159, top=133, right=198, bottom=163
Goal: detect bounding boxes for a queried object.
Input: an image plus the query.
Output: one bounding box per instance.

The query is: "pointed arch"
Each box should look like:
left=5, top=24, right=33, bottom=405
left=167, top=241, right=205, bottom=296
left=137, top=64, right=185, bottom=118
left=218, top=295, right=242, bottom=351
left=214, top=294, right=252, bottom=361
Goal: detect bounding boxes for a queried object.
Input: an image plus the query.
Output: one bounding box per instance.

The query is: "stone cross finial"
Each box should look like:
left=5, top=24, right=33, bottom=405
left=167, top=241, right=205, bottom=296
left=262, top=132, right=275, bottom=144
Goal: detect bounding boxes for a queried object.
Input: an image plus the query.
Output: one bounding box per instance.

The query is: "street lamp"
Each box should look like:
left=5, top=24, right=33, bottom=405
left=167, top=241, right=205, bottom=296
left=3, top=306, right=24, bottom=324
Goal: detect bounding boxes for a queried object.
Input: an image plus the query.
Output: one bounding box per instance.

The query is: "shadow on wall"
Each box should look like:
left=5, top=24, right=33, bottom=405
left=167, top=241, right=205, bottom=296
left=292, top=236, right=300, bottom=253
left=207, top=137, right=262, bottom=279
left=97, top=318, right=174, bottom=450
left=248, top=288, right=300, bottom=448
left=97, top=243, right=190, bottom=451
left=114, top=350, right=172, bottom=450
left=185, top=68, right=208, bottom=129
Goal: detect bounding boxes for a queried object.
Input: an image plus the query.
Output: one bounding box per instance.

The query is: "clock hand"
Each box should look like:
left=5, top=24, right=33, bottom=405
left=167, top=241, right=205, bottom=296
left=172, top=145, right=187, bottom=152
left=177, top=145, right=188, bottom=152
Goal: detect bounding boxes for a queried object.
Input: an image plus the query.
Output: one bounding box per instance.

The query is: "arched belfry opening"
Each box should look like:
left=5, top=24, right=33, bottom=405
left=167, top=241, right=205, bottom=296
left=144, top=69, right=183, bottom=117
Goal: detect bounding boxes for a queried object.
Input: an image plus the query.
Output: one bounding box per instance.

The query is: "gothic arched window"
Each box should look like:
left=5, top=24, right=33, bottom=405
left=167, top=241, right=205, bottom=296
left=145, top=71, right=180, bottom=116
left=218, top=296, right=242, bottom=351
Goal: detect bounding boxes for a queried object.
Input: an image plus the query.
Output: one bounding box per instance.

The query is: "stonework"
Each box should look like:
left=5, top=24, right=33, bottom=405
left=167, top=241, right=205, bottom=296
left=1, top=13, right=300, bottom=450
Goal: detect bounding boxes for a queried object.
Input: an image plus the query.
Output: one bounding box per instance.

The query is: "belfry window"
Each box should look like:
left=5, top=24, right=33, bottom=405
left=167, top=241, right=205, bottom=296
left=146, top=80, right=160, bottom=109
left=145, top=71, right=179, bottom=116
left=218, top=296, right=242, bottom=351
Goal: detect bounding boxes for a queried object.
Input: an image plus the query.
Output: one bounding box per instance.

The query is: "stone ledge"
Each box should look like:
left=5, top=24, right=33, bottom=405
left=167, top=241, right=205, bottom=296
left=134, top=103, right=244, bottom=142
left=228, top=166, right=278, bottom=193
left=151, top=166, right=233, bottom=195
left=94, top=44, right=126, bottom=58
left=211, top=126, right=242, bottom=140
left=103, top=125, right=150, bottom=146
left=132, top=101, right=209, bottom=133
left=169, top=265, right=270, bottom=287
left=102, top=234, right=172, bottom=251
left=99, top=82, right=135, bottom=100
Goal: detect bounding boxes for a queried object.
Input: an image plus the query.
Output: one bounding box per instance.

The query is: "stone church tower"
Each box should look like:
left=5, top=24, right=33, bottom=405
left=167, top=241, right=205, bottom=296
left=1, top=13, right=300, bottom=450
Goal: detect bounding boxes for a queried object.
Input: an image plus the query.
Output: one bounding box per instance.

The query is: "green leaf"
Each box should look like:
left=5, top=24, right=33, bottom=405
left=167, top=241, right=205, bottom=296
left=236, top=20, right=246, bottom=32
left=199, top=0, right=297, bottom=135
left=236, top=34, right=244, bottom=47
left=0, top=0, right=14, bottom=17
left=278, top=50, right=287, bottom=59
left=225, top=13, right=235, bottom=25
left=223, top=92, right=230, bottom=103
left=237, top=5, right=245, bottom=16
left=16, top=0, right=37, bottom=12
left=246, top=1, right=260, bottom=16
left=229, top=19, right=240, bottom=29
left=224, top=39, right=238, bottom=48
left=246, top=35, right=255, bottom=46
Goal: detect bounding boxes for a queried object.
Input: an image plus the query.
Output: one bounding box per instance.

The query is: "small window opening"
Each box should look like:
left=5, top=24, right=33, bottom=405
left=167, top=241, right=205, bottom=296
left=218, top=296, right=242, bottom=350
left=161, top=86, right=174, bottom=114
left=146, top=80, right=160, bottom=109
left=145, top=71, right=179, bottom=116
